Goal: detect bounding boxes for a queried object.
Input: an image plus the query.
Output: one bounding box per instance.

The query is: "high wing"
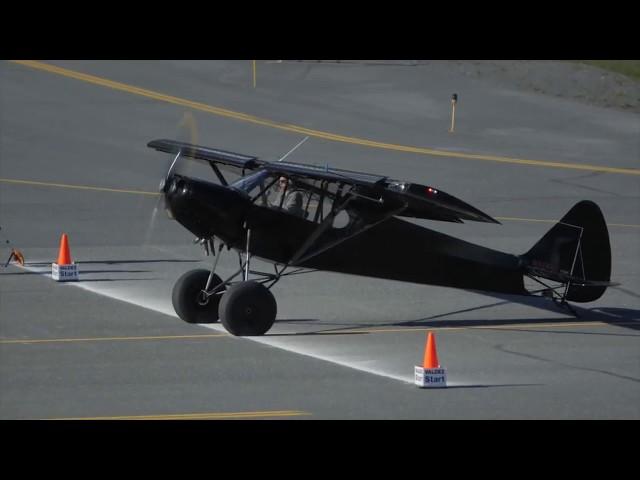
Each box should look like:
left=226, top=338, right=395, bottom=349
left=265, top=161, right=388, bottom=188
left=265, top=161, right=497, bottom=224
left=147, top=139, right=499, bottom=224
left=147, top=139, right=263, bottom=171
left=147, top=139, right=385, bottom=186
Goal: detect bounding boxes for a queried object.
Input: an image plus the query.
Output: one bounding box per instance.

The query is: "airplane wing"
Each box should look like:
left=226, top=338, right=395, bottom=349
left=147, top=139, right=498, bottom=224
left=147, top=139, right=263, bottom=171
left=264, top=161, right=388, bottom=188
left=264, top=162, right=497, bottom=224
left=148, top=139, right=386, bottom=186
left=268, top=167, right=496, bottom=224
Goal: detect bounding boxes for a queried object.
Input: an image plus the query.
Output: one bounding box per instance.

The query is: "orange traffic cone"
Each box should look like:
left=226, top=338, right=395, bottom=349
left=52, top=233, right=79, bottom=281
left=423, top=332, right=440, bottom=369
left=57, top=233, right=72, bottom=265
left=415, top=331, right=447, bottom=388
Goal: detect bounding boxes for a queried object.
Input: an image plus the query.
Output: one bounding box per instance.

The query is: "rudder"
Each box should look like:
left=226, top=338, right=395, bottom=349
left=522, top=201, right=612, bottom=302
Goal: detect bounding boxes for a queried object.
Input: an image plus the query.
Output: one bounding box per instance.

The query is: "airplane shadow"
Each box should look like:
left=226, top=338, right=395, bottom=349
left=78, top=269, right=151, bottom=274
left=271, top=317, right=640, bottom=337
left=266, top=329, right=369, bottom=337
left=79, top=277, right=160, bottom=282
left=436, top=383, right=543, bottom=390
left=590, top=307, right=640, bottom=321
left=482, top=292, right=640, bottom=332
left=25, top=259, right=200, bottom=267
left=2, top=269, right=154, bottom=276
left=1, top=271, right=47, bottom=276
left=75, top=259, right=200, bottom=265
left=274, top=318, right=320, bottom=323
left=268, top=296, right=640, bottom=337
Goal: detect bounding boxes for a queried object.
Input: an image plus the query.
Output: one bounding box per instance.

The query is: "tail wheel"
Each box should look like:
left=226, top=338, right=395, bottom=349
left=172, top=269, right=225, bottom=324
left=219, top=281, right=277, bottom=336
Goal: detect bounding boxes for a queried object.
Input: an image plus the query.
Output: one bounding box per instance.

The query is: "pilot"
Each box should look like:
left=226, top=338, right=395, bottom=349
left=272, top=176, right=305, bottom=218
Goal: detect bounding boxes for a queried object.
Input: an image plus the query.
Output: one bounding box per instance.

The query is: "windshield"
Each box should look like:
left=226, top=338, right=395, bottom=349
left=230, top=169, right=271, bottom=196
left=230, top=170, right=347, bottom=224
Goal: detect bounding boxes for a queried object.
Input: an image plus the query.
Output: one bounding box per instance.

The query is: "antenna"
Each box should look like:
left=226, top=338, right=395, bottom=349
left=277, top=136, right=309, bottom=162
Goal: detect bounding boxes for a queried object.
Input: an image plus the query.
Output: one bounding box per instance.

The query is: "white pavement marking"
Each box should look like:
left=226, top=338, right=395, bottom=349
left=199, top=323, right=418, bottom=385
left=15, top=262, right=426, bottom=386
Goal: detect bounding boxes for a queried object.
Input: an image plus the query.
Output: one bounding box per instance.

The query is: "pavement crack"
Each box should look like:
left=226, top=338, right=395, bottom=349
left=494, top=343, right=640, bottom=383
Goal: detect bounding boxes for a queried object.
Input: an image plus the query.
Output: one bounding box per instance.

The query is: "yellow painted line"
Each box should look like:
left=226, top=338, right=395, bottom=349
left=4, top=321, right=636, bottom=346
left=496, top=216, right=559, bottom=224
left=496, top=216, right=640, bottom=229
left=10, top=60, right=640, bottom=177
left=330, top=320, right=639, bottom=335
left=607, top=223, right=640, bottom=228
left=1, top=176, right=639, bottom=229
left=0, top=177, right=159, bottom=196
left=52, top=410, right=310, bottom=420
left=0, top=334, right=226, bottom=345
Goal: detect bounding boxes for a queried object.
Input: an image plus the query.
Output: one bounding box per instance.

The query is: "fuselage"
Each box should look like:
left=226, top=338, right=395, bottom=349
left=165, top=174, right=527, bottom=296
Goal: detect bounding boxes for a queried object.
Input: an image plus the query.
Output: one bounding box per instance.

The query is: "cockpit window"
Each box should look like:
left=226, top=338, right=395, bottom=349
left=230, top=170, right=351, bottom=227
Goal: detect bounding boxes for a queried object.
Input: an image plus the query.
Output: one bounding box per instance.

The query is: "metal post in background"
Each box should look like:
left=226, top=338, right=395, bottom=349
left=252, top=60, right=257, bottom=88
left=449, top=93, right=458, bottom=133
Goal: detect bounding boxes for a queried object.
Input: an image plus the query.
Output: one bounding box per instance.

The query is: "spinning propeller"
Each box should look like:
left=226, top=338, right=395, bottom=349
left=143, top=111, right=198, bottom=245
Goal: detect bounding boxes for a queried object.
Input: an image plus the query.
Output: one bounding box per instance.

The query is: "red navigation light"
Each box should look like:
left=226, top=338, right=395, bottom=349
left=426, top=187, right=438, bottom=195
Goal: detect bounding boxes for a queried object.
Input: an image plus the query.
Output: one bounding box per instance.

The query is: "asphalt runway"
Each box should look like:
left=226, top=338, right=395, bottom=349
left=1, top=60, right=638, bottom=419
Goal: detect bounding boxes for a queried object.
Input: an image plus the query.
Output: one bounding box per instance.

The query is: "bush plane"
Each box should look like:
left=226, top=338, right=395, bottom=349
left=147, top=138, right=616, bottom=336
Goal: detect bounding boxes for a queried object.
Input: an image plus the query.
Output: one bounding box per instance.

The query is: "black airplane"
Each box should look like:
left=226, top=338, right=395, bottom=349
left=147, top=138, right=616, bottom=336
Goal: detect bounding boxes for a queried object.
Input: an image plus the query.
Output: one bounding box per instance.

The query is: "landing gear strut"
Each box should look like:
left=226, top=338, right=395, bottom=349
left=172, top=238, right=227, bottom=324
left=171, top=233, right=280, bottom=335
left=172, top=269, right=225, bottom=323
left=215, top=227, right=277, bottom=335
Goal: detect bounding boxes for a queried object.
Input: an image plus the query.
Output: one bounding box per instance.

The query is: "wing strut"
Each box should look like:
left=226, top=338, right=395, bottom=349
left=277, top=136, right=309, bottom=162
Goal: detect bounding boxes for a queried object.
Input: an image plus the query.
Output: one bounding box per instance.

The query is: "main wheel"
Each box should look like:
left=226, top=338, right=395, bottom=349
left=218, top=281, right=277, bottom=336
left=172, top=269, right=225, bottom=324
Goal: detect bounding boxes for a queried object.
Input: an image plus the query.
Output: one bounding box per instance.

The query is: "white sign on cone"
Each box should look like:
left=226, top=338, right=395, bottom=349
left=414, top=366, right=447, bottom=388
left=52, top=263, right=79, bottom=281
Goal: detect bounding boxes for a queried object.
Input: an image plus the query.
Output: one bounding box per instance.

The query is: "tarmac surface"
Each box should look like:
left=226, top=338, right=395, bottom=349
left=1, top=60, right=638, bottom=419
